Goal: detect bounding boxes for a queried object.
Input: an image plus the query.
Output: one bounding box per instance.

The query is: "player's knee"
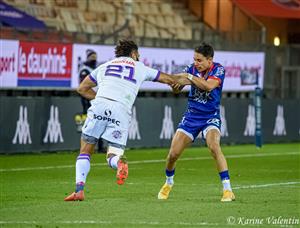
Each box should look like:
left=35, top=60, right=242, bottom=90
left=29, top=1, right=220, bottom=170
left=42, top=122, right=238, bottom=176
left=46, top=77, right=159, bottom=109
left=207, top=142, right=220, bottom=158
left=80, top=143, right=94, bottom=155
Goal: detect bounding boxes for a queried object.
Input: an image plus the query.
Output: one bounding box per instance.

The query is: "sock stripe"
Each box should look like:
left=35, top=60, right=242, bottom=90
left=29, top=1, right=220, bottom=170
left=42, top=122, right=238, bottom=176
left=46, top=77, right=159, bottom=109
left=77, top=154, right=91, bottom=161
left=219, top=170, right=230, bottom=181
left=166, top=169, right=175, bottom=177
left=108, top=156, right=114, bottom=168
left=77, top=157, right=90, bottom=161
left=78, top=154, right=90, bottom=158
left=75, top=182, right=85, bottom=193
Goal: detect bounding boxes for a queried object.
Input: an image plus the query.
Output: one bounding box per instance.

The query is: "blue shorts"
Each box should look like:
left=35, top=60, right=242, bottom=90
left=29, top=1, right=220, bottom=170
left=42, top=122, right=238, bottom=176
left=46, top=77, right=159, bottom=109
left=178, top=109, right=221, bottom=141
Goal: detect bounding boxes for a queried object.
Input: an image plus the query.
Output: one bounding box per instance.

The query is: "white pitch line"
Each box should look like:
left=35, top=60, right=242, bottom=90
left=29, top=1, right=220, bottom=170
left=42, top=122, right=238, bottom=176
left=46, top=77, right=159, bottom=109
left=233, top=181, right=300, bottom=190
left=125, top=181, right=300, bottom=188
left=0, top=220, right=220, bottom=226
left=0, top=151, right=299, bottom=172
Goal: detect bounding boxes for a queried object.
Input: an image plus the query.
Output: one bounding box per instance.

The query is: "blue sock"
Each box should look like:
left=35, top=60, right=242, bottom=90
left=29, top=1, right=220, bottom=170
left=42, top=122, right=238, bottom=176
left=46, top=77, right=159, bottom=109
left=219, top=170, right=232, bottom=191
left=75, top=182, right=85, bottom=193
left=165, top=169, right=175, bottom=185
left=219, top=170, right=230, bottom=181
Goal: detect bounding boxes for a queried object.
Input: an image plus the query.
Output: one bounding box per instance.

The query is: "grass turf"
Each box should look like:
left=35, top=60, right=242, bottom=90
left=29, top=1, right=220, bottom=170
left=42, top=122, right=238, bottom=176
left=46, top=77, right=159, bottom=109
left=0, top=143, right=299, bottom=227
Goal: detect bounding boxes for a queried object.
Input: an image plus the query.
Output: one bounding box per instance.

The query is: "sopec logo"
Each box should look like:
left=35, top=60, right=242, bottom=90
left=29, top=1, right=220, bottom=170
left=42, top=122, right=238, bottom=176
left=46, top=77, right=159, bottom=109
left=43, top=105, right=64, bottom=143
left=12, top=106, right=32, bottom=144
left=273, top=105, right=286, bottom=136
left=128, top=106, right=141, bottom=140
left=160, top=106, right=174, bottom=139
left=104, top=109, right=112, bottom=116
left=244, top=104, right=255, bottom=136
left=93, top=109, right=120, bottom=126
left=220, top=105, right=229, bottom=137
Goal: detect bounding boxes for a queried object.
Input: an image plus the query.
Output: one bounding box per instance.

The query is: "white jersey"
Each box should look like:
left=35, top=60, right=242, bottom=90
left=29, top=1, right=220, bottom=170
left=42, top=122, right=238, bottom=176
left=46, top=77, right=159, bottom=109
left=90, top=57, right=160, bottom=111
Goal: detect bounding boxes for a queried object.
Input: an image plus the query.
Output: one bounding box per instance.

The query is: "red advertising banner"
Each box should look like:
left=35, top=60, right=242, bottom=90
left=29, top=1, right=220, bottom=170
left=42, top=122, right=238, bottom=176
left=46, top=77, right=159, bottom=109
left=18, top=41, right=72, bottom=87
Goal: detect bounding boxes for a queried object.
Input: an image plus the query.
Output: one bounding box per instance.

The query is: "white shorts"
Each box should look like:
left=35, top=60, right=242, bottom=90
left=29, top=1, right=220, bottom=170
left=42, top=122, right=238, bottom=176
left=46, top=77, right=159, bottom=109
left=82, top=97, right=131, bottom=146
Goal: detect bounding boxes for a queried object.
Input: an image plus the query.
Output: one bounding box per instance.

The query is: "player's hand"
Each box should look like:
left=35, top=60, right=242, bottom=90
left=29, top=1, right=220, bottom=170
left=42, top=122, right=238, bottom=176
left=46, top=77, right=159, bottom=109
left=170, top=83, right=183, bottom=94
left=171, top=83, right=181, bottom=89
left=174, top=73, right=191, bottom=85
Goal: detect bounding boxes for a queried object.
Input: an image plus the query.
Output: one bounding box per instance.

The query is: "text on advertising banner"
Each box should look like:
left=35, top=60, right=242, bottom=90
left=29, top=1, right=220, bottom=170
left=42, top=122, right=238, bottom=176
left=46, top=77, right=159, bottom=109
left=18, top=41, right=73, bottom=87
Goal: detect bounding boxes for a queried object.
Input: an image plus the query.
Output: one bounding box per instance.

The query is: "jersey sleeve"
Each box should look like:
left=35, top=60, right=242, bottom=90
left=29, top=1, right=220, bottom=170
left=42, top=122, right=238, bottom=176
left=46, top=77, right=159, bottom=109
left=89, top=67, right=100, bottom=85
left=143, top=65, right=161, bottom=81
left=208, top=66, right=225, bottom=86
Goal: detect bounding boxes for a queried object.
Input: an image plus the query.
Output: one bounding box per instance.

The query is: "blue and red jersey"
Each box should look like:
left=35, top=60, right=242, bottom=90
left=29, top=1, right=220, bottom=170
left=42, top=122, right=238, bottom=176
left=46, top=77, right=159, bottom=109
left=184, top=62, right=225, bottom=117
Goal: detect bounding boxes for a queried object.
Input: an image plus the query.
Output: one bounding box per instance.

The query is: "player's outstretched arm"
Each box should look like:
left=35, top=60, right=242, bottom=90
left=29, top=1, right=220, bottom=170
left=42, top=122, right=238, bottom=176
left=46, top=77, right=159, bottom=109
left=77, top=75, right=97, bottom=100
left=157, top=72, right=191, bottom=86
left=186, top=73, right=220, bottom=91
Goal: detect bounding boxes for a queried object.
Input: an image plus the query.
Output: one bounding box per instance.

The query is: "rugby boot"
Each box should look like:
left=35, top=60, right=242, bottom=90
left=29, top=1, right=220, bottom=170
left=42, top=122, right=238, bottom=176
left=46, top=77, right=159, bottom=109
left=116, top=155, right=128, bottom=185
left=64, top=190, right=85, bottom=201
left=221, top=190, right=235, bottom=202
left=158, top=183, right=173, bottom=200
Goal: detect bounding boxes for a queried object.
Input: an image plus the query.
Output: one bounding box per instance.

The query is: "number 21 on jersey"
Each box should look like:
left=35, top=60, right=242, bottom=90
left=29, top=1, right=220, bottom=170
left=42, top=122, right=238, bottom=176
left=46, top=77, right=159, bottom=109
left=105, top=64, right=136, bottom=83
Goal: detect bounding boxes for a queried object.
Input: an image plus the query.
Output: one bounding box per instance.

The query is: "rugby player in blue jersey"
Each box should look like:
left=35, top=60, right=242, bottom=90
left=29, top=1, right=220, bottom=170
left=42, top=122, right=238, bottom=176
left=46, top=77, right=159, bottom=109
left=158, top=43, right=235, bottom=202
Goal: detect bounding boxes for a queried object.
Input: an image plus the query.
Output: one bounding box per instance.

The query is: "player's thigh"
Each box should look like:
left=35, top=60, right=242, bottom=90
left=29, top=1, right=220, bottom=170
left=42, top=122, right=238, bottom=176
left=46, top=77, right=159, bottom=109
left=205, top=128, right=221, bottom=151
left=169, top=130, right=192, bottom=155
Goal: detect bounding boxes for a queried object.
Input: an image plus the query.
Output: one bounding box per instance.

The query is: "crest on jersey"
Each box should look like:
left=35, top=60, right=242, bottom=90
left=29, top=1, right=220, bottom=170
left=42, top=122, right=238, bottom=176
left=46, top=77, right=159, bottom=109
left=112, top=130, right=122, bottom=139
left=215, top=66, right=224, bottom=76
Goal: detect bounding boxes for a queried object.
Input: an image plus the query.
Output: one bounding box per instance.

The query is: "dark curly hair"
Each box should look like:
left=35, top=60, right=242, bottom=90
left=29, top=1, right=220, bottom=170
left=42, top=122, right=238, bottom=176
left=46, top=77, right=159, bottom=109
left=115, top=39, right=138, bottom=57
left=194, top=42, right=214, bottom=58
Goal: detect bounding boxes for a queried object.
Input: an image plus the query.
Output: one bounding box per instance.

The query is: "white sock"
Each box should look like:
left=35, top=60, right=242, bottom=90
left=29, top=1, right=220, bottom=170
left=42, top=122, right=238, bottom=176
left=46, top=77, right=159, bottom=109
left=166, top=175, right=174, bottom=185
left=75, top=154, right=91, bottom=184
left=222, top=179, right=232, bottom=191
left=107, top=155, right=120, bottom=170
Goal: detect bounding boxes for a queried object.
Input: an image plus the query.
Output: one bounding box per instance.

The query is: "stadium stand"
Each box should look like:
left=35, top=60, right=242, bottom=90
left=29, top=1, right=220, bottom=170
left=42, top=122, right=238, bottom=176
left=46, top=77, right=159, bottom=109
left=2, top=0, right=193, bottom=42
left=4, top=1, right=252, bottom=54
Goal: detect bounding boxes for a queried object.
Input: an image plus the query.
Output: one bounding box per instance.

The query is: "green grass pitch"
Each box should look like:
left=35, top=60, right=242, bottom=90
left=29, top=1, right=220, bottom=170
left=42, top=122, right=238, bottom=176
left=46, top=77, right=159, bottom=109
left=0, top=143, right=299, bottom=227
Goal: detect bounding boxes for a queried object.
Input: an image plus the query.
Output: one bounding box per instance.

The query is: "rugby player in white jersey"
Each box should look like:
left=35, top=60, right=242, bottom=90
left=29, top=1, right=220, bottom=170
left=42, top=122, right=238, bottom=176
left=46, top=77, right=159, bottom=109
left=64, top=39, right=188, bottom=201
